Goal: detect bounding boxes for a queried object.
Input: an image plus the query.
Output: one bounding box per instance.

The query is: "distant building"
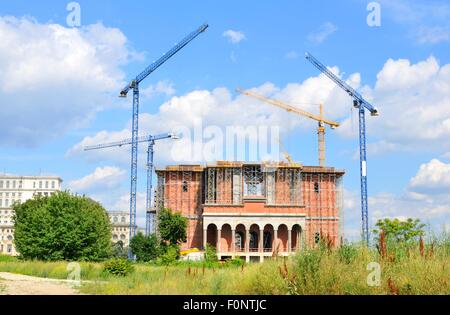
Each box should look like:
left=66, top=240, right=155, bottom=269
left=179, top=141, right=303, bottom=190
left=0, top=175, right=62, bottom=255
left=108, top=211, right=141, bottom=248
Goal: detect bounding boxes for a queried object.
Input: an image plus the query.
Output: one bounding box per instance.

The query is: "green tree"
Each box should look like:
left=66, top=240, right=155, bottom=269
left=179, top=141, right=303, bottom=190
left=112, top=240, right=128, bottom=258
left=158, top=207, right=187, bottom=246
left=129, top=232, right=161, bottom=262
left=373, top=218, right=426, bottom=244
left=13, top=191, right=112, bottom=261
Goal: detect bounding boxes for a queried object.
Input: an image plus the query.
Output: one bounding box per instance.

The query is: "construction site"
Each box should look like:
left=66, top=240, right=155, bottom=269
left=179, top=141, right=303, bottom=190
left=154, top=161, right=344, bottom=262
left=82, top=22, right=378, bottom=261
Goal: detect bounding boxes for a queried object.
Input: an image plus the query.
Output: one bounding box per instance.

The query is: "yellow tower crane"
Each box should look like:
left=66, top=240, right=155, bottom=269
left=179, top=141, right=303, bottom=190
left=236, top=87, right=340, bottom=167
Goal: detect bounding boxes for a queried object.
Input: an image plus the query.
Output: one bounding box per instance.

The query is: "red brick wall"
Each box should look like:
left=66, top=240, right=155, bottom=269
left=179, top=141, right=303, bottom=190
left=160, top=168, right=342, bottom=250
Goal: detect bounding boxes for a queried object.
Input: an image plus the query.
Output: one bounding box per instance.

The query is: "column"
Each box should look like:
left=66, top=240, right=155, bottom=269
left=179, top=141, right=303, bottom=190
left=288, top=229, right=292, bottom=253
left=203, top=229, right=207, bottom=250
left=217, top=229, right=221, bottom=253
left=245, top=228, right=250, bottom=252
left=259, top=229, right=264, bottom=253
left=231, top=229, right=236, bottom=253
left=273, top=229, right=278, bottom=252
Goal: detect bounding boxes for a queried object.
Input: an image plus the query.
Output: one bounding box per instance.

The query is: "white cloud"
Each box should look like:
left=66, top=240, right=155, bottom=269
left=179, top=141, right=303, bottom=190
left=0, top=16, right=136, bottom=147
left=68, top=55, right=450, bottom=168
left=307, top=22, right=338, bottom=44
left=408, top=159, right=450, bottom=194
left=141, top=80, right=176, bottom=99
left=68, top=71, right=356, bottom=165
left=416, top=25, right=450, bottom=44
left=68, top=166, right=127, bottom=193
left=339, top=56, right=450, bottom=153
left=222, top=29, right=246, bottom=44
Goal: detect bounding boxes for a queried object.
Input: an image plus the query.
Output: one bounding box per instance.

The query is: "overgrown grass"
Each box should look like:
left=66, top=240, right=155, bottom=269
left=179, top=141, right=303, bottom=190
left=0, top=239, right=448, bottom=295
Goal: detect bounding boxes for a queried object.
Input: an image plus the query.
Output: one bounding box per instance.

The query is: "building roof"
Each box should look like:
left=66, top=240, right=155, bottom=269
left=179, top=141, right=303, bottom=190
left=0, top=175, right=63, bottom=181
left=156, top=161, right=345, bottom=174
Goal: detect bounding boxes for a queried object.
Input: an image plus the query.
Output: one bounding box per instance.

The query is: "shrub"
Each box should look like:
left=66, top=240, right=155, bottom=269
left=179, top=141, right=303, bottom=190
left=225, top=257, right=244, bottom=267
left=157, top=245, right=180, bottom=265
left=103, top=258, right=134, bottom=277
left=294, top=248, right=323, bottom=286
left=130, top=233, right=161, bottom=262
left=338, top=243, right=358, bottom=264
left=111, top=241, right=128, bottom=258
left=204, top=244, right=218, bottom=263
left=13, top=191, right=112, bottom=261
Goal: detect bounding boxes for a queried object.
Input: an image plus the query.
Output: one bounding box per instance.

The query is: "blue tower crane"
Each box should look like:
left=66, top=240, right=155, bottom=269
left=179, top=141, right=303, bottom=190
left=118, top=23, right=208, bottom=258
left=305, top=52, right=379, bottom=244
left=84, top=133, right=179, bottom=237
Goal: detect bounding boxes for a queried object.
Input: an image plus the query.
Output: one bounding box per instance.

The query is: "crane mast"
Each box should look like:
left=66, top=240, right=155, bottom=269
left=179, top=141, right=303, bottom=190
left=236, top=87, right=339, bottom=167
left=118, top=23, right=208, bottom=259
left=84, top=133, right=178, bottom=237
left=305, top=52, right=379, bottom=244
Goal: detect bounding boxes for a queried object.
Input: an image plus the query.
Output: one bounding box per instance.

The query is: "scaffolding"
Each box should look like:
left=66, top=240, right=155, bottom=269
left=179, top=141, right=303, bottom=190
left=303, top=171, right=344, bottom=246
left=154, top=167, right=203, bottom=248
left=154, top=162, right=344, bottom=249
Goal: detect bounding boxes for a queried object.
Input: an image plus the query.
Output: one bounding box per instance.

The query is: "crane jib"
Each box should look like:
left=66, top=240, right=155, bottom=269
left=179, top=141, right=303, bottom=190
left=120, top=23, right=208, bottom=96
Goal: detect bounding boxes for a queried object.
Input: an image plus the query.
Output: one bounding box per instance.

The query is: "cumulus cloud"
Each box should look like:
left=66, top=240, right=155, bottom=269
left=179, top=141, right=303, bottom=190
left=307, top=22, right=338, bottom=44
left=408, top=159, right=450, bottom=194
left=69, top=54, right=450, bottom=167
left=68, top=166, right=127, bottom=193
left=0, top=16, right=136, bottom=147
left=339, top=56, right=450, bottom=153
left=141, top=80, right=176, bottom=99
left=68, top=71, right=356, bottom=165
left=222, top=29, right=246, bottom=44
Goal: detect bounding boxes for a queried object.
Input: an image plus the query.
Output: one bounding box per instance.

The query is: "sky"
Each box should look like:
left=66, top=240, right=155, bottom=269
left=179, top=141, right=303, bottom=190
left=0, top=0, right=449, bottom=241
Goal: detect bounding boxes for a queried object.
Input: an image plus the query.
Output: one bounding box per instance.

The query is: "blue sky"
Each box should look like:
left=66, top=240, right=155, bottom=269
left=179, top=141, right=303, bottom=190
left=1, top=0, right=449, bottom=240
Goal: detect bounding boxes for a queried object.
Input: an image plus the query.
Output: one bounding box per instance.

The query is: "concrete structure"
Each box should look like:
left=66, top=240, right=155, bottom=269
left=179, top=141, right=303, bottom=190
left=0, top=175, right=62, bottom=255
left=155, top=161, right=344, bottom=262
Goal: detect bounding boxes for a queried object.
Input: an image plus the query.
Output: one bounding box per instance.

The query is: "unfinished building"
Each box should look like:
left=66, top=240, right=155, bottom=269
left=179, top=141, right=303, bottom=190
left=155, top=161, right=344, bottom=262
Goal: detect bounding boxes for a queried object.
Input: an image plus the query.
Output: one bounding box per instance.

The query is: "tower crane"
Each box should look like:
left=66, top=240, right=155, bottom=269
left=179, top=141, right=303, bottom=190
left=278, top=138, right=302, bottom=167
left=305, top=52, right=379, bottom=244
left=84, top=133, right=179, bottom=237
left=236, top=87, right=339, bottom=167
left=118, top=23, right=208, bottom=258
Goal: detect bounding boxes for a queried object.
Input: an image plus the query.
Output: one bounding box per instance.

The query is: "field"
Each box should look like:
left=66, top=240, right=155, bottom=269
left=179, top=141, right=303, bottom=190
left=0, top=241, right=448, bottom=295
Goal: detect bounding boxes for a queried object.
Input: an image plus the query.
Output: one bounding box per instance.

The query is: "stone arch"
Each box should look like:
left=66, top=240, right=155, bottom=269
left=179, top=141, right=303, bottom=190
left=263, top=224, right=274, bottom=251
left=277, top=224, right=288, bottom=252
left=220, top=223, right=232, bottom=252
left=235, top=224, right=246, bottom=252
left=206, top=223, right=218, bottom=247
left=249, top=223, right=260, bottom=251
left=292, top=224, right=302, bottom=251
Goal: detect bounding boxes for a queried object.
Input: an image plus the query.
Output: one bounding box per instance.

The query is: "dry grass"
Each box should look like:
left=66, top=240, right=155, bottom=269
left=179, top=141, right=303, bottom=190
left=0, top=239, right=448, bottom=295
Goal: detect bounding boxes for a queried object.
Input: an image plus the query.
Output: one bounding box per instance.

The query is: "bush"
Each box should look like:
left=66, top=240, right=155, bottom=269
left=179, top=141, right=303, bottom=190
left=338, top=243, right=358, bottom=264
left=224, top=257, right=244, bottom=267
left=13, top=191, right=112, bottom=261
left=103, top=258, right=134, bottom=277
left=112, top=241, right=128, bottom=258
left=294, top=249, right=323, bottom=286
left=157, top=245, right=180, bottom=265
left=204, top=244, right=218, bottom=263
left=130, top=233, right=161, bottom=262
